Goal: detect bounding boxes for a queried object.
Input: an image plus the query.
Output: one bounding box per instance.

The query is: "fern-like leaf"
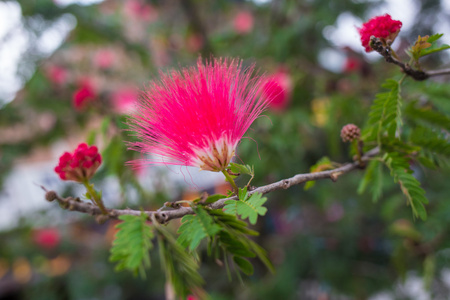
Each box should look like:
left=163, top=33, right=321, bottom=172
left=156, top=223, right=205, bottom=298
left=177, top=206, right=221, bottom=251
left=383, top=152, right=428, bottom=220
left=358, top=159, right=383, bottom=202
left=405, top=103, right=450, bottom=131
left=224, top=187, right=268, bottom=225
left=366, top=79, right=402, bottom=144
left=109, top=213, right=153, bottom=277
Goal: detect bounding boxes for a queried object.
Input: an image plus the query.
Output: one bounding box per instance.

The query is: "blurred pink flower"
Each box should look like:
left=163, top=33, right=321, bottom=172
left=72, top=80, right=97, bottom=110
left=112, top=87, right=139, bottom=114
left=94, top=49, right=115, bottom=69
left=128, top=58, right=272, bottom=172
left=186, top=34, right=204, bottom=53
left=34, top=228, right=61, bottom=249
left=46, top=65, right=68, bottom=86
left=233, top=11, right=254, bottom=34
left=125, top=0, right=158, bottom=22
left=343, top=57, right=361, bottom=73
left=263, top=68, right=293, bottom=111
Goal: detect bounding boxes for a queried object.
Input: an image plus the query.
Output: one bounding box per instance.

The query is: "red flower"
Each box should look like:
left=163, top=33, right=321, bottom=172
left=54, top=143, right=102, bottom=182
left=73, top=81, right=96, bottom=110
left=358, top=14, right=402, bottom=52
left=34, top=228, right=61, bottom=249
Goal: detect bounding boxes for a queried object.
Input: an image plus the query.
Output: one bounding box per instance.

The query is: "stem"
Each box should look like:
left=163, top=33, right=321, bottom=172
left=221, top=170, right=239, bottom=194
left=353, top=140, right=365, bottom=168
left=83, top=180, right=108, bottom=215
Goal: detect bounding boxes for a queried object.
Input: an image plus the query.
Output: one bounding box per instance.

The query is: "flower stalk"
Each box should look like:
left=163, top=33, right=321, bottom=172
left=83, top=180, right=108, bottom=215
left=222, top=169, right=239, bottom=195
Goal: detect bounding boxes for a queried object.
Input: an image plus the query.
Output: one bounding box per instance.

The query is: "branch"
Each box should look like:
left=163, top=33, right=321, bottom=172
left=426, top=68, right=450, bottom=77
left=369, top=37, right=450, bottom=81
left=42, top=147, right=380, bottom=224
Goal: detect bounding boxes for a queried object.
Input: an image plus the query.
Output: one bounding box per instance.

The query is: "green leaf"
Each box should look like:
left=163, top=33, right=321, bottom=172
left=405, top=103, right=450, bottom=131
left=304, top=157, right=334, bottom=190
left=224, top=188, right=268, bottom=225
left=109, top=213, right=153, bottom=277
left=229, top=162, right=254, bottom=176
left=365, top=79, right=402, bottom=145
left=427, top=33, right=443, bottom=43
left=208, top=209, right=274, bottom=274
left=233, top=256, right=254, bottom=276
left=383, top=152, right=428, bottom=220
left=204, top=194, right=227, bottom=204
left=155, top=223, right=204, bottom=298
left=358, top=159, right=383, bottom=202
left=177, top=207, right=221, bottom=251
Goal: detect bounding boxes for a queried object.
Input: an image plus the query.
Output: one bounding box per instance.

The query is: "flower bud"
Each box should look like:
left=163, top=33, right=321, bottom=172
left=54, top=143, right=102, bottom=182
left=341, top=124, right=360, bottom=142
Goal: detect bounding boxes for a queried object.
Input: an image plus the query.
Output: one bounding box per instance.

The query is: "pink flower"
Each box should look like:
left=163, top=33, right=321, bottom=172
left=262, top=68, right=293, bottom=111
left=358, top=14, right=402, bottom=52
left=343, top=57, right=361, bottom=73
left=34, top=228, right=61, bottom=249
left=72, top=81, right=96, bottom=110
left=186, top=34, right=204, bottom=53
left=233, top=11, right=254, bottom=34
left=112, top=87, right=139, bottom=114
left=94, top=49, right=115, bottom=69
left=125, top=0, right=158, bottom=22
left=128, top=58, right=271, bottom=172
left=46, top=65, right=68, bottom=86
left=55, top=143, right=102, bottom=182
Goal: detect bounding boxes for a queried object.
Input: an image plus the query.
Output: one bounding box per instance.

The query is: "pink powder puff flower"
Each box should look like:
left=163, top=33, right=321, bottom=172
left=33, top=228, right=61, bottom=249
left=233, top=11, right=254, bottom=34
left=54, top=143, right=102, bottom=182
left=128, top=58, right=272, bottom=172
left=358, top=14, right=402, bottom=52
left=73, top=80, right=96, bottom=110
left=262, top=68, right=293, bottom=112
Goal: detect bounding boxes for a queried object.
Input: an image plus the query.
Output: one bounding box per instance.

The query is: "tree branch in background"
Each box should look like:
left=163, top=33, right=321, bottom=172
left=42, top=148, right=380, bottom=224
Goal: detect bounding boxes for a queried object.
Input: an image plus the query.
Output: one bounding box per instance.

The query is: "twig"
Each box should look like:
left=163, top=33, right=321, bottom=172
left=43, top=147, right=380, bottom=224
left=426, top=68, right=450, bottom=77
left=370, top=37, right=429, bottom=81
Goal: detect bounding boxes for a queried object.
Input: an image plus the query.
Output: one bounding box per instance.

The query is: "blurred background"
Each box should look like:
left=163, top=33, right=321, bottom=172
left=1, top=0, right=450, bottom=299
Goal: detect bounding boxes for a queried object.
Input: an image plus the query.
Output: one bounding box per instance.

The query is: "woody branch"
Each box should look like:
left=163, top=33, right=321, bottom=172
left=43, top=147, right=380, bottom=224
left=370, top=36, right=450, bottom=80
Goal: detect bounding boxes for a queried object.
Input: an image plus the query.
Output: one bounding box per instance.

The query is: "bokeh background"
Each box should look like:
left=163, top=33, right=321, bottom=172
left=1, top=0, right=450, bottom=299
